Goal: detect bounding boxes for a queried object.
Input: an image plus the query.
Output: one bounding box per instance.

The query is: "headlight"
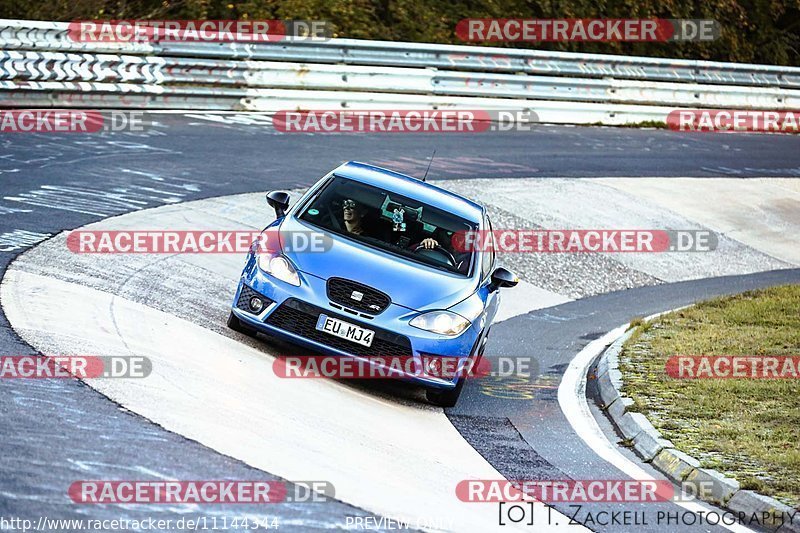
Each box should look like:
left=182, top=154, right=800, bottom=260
left=257, top=253, right=300, bottom=286
left=410, top=310, right=470, bottom=336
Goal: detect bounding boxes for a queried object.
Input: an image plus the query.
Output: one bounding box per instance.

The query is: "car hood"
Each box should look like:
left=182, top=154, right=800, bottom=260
left=280, top=217, right=476, bottom=311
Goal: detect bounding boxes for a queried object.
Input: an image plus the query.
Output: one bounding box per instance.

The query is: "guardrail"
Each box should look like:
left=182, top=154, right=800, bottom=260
left=1, top=18, right=799, bottom=125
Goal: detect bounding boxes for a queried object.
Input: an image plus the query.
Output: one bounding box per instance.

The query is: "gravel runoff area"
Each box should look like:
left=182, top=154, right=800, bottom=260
left=619, top=285, right=800, bottom=508
left=436, top=177, right=791, bottom=292
left=479, top=203, right=660, bottom=297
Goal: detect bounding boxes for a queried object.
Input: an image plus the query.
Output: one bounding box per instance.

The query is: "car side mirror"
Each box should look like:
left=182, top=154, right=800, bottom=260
left=490, top=267, right=518, bottom=291
left=266, top=191, right=290, bottom=218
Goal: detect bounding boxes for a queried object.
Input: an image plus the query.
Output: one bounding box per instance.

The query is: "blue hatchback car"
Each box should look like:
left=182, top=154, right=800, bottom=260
left=227, top=161, right=517, bottom=406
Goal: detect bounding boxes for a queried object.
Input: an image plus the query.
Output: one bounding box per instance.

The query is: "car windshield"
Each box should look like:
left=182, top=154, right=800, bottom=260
left=298, top=176, right=476, bottom=276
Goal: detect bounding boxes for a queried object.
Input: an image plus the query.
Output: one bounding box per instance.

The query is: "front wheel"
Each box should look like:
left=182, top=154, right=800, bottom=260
left=426, top=377, right=465, bottom=408
left=426, top=329, right=489, bottom=407
left=227, top=311, right=258, bottom=337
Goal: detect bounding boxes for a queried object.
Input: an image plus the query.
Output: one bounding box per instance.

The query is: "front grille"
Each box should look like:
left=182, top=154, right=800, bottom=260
left=266, top=298, right=411, bottom=358
left=236, top=284, right=273, bottom=314
left=326, top=277, right=390, bottom=315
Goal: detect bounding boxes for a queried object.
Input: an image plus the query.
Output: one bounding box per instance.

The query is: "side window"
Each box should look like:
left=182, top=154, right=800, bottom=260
left=295, top=174, right=332, bottom=215
left=481, top=215, right=495, bottom=279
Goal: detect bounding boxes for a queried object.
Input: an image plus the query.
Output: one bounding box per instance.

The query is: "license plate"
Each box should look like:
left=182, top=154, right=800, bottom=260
left=315, top=314, right=375, bottom=348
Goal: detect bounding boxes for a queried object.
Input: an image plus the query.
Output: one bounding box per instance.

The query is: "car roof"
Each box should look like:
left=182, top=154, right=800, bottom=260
left=332, top=161, right=485, bottom=222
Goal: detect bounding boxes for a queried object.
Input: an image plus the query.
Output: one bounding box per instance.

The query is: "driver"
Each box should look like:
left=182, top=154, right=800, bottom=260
left=412, top=229, right=470, bottom=273
left=414, top=227, right=451, bottom=250
left=342, top=198, right=368, bottom=236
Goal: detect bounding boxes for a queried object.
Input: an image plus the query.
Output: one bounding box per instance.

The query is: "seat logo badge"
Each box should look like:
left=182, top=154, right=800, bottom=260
left=369, top=304, right=381, bottom=311
left=351, top=291, right=364, bottom=301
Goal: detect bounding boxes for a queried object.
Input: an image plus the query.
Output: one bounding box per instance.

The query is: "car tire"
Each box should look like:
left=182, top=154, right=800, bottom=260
left=426, top=377, right=465, bottom=408
left=426, top=328, right=490, bottom=408
left=227, top=311, right=258, bottom=337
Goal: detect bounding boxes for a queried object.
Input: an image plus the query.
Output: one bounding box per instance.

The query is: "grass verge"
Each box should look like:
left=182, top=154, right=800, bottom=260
left=619, top=284, right=800, bottom=507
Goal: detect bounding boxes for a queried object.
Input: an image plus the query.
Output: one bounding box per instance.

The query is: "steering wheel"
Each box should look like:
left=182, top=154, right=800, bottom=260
left=412, top=244, right=457, bottom=267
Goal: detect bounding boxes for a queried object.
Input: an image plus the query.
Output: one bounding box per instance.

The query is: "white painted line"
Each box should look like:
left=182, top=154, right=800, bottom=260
left=557, top=323, right=755, bottom=533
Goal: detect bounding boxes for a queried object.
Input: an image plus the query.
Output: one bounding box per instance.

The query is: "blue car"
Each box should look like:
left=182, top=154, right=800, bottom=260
left=227, top=161, right=518, bottom=406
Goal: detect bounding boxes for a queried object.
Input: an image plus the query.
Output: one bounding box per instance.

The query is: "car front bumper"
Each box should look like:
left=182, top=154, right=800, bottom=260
left=231, top=254, right=480, bottom=390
